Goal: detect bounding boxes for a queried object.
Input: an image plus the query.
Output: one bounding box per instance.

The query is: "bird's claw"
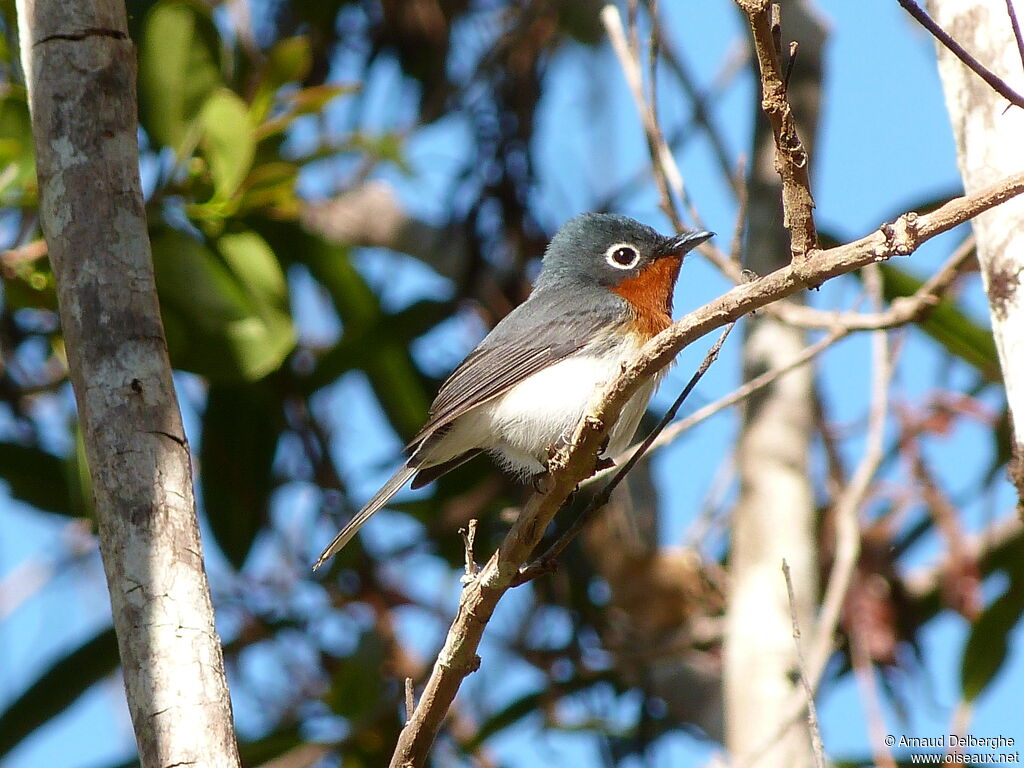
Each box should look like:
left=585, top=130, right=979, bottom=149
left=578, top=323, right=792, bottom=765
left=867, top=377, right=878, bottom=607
left=532, top=470, right=554, bottom=494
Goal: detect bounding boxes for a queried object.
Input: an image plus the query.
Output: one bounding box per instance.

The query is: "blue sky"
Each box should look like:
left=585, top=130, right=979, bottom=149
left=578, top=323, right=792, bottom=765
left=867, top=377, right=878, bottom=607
left=2, top=1, right=1022, bottom=766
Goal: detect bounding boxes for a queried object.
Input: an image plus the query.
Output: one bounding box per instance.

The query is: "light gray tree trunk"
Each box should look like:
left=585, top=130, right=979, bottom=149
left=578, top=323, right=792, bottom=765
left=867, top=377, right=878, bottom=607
left=724, top=2, right=827, bottom=765
left=930, top=0, right=1024, bottom=509
left=15, top=1, right=241, bottom=765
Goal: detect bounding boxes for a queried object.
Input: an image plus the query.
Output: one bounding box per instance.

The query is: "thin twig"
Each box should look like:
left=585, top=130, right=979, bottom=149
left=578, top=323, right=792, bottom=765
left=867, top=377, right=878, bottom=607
left=405, top=678, right=416, bottom=723
left=1006, top=0, right=1024, bottom=74
left=896, top=0, right=1024, bottom=110
left=513, top=324, right=735, bottom=585
left=783, top=41, right=799, bottom=94
left=460, top=519, right=479, bottom=581
left=782, top=559, right=826, bottom=768
left=387, top=172, right=1024, bottom=768
left=736, top=0, right=818, bottom=265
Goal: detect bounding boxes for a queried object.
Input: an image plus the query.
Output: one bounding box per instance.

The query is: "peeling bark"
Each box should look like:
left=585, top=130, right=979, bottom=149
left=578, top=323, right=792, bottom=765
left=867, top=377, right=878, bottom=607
left=15, top=1, right=241, bottom=765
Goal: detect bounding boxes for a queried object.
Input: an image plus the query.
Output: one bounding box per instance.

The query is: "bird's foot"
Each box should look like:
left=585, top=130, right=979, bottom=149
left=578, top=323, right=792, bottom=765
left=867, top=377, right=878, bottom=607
left=593, top=455, right=616, bottom=473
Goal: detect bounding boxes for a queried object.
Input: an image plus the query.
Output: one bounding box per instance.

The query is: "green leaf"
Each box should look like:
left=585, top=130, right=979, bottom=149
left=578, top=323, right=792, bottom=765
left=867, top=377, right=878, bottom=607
left=217, top=229, right=289, bottom=307
left=250, top=36, right=314, bottom=123
left=327, top=631, right=387, bottom=723
left=0, top=443, right=73, bottom=516
left=267, top=37, right=313, bottom=87
left=151, top=227, right=295, bottom=382
left=878, top=263, right=1000, bottom=382
left=960, top=580, right=1024, bottom=701
left=0, top=627, right=119, bottom=757
left=238, top=161, right=299, bottom=217
left=201, top=381, right=282, bottom=568
left=255, top=222, right=434, bottom=439
left=300, top=244, right=431, bottom=438
left=138, top=0, right=222, bottom=151
left=198, top=89, right=256, bottom=200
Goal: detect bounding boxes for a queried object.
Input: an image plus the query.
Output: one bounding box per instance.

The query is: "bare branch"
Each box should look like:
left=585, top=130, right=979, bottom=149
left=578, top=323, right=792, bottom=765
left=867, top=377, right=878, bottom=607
left=387, top=171, right=1024, bottom=767
left=896, top=0, right=1024, bottom=110
left=1005, top=0, right=1024, bottom=74
left=405, top=678, right=416, bottom=723
left=587, top=233, right=976, bottom=480
left=736, top=0, right=819, bottom=266
left=514, top=324, right=735, bottom=585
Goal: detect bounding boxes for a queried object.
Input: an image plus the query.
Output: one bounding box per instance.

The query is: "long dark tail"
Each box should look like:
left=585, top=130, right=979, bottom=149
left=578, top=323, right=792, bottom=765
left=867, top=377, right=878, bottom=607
left=312, top=464, right=418, bottom=570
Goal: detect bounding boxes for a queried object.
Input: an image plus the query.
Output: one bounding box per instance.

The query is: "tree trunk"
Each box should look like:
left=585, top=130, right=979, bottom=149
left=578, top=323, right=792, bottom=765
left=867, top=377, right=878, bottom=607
left=930, top=0, right=1024, bottom=510
left=15, top=2, right=241, bottom=766
left=724, top=1, right=827, bottom=765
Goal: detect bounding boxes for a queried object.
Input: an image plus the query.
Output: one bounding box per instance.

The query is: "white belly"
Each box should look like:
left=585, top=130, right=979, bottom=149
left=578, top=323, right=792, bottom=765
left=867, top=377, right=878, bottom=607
left=435, top=340, right=660, bottom=478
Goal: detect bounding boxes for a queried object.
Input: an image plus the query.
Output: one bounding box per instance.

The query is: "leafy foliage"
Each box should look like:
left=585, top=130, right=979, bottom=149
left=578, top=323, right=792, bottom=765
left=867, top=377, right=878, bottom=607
left=0, top=1, right=1021, bottom=766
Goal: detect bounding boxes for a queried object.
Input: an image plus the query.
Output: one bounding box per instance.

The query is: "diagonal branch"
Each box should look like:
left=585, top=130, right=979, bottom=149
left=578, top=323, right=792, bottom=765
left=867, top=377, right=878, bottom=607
left=583, top=231, right=976, bottom=483
left=387, top=171, right=1024, bottom=768
left=512, top=323, right=736, bottom=586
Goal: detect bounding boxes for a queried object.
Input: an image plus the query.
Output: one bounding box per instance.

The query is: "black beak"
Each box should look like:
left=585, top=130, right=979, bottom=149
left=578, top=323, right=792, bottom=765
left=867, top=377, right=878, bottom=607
left=658, top=229, right=714, bottom=257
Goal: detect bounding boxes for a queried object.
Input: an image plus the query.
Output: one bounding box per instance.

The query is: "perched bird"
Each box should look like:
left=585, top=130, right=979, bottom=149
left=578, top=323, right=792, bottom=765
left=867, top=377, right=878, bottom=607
left=313, top=213, right=713, bottom=570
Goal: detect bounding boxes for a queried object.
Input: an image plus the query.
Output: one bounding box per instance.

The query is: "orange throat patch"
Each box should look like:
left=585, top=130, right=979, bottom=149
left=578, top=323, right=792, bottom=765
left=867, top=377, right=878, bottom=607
left=611, top=255, right=682, bottom=337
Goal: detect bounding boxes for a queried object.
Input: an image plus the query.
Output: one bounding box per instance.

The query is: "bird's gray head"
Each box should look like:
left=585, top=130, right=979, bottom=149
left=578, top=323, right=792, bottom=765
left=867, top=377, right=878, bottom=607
left=532, top=212, right=713, bottom=294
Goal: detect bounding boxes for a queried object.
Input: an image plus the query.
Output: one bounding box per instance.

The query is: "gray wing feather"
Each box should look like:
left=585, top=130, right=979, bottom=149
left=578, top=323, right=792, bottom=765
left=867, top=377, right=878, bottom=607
left=407, top=289, right=623, bottom=451
left=312, top=464, right=418, bottom=570
left=313, top=290, right=625, bottom=569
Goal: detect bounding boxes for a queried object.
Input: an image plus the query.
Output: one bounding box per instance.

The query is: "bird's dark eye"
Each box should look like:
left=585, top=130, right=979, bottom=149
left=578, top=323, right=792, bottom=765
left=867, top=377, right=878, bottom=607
left=605, top=243, right=640, bottom=270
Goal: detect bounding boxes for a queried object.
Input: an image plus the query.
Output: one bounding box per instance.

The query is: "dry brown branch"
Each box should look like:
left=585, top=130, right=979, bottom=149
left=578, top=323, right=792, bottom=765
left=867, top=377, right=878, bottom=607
left=387, top=172, right=1024, bottom=768
left=513, top=324, right=735, bottom=585
left=782, top=560, right=826, bottom=768
left=736, top=0, right=818, bottom=267
left=586, top=233, right=977, bottom=481
left=577, top=5, right=974, bottom=344
left=405, top=678, right=416, bottom=723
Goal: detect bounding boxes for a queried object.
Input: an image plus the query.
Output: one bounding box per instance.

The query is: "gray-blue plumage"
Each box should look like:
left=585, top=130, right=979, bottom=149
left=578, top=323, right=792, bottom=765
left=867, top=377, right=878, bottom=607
left=312, top=213, right=712, bottom=569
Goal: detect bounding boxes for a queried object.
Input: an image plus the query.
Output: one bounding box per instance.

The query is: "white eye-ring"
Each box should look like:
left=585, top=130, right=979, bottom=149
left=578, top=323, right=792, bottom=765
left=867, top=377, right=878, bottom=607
left=605, top=243, right=641, bottom=270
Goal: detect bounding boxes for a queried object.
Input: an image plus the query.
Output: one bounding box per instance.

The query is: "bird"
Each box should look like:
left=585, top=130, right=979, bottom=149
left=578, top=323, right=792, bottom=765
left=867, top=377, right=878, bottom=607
left=313, top=213, right=713, bottom=570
